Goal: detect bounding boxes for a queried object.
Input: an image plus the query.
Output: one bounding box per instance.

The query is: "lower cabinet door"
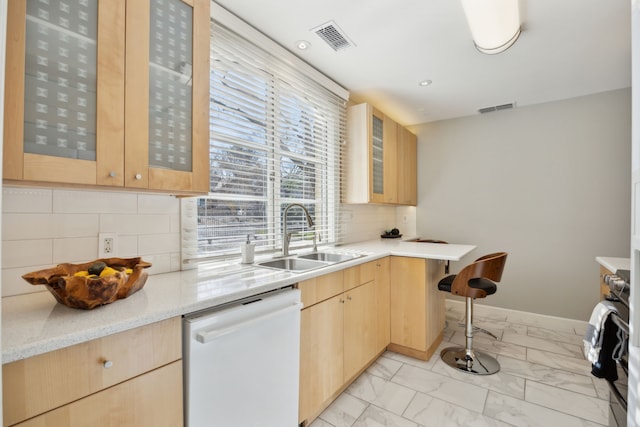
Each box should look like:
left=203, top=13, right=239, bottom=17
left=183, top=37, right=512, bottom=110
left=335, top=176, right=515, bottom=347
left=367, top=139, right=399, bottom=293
left=299, top=294, right=344, bottom=423
left=343, top=280, right=378, bottom=380
left=14, top=361, right=183, bottom=427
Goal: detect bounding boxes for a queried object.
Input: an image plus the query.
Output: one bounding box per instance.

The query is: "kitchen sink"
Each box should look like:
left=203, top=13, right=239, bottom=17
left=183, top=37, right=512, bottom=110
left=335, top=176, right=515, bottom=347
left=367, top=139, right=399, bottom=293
left=257, top=257, right=329, bottom=272
left=297, top=252, right=364, bottom=263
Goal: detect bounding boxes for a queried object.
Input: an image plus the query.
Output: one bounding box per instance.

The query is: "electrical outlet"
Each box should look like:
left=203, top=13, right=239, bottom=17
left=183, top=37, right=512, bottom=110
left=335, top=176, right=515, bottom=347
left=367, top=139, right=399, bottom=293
left=98, top=233, right=117, bottom=258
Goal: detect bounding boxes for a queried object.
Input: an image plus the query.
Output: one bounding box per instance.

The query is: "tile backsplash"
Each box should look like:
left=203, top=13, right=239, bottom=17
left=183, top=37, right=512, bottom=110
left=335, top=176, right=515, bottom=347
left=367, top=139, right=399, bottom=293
left=2, top=186, right=181, bottom=297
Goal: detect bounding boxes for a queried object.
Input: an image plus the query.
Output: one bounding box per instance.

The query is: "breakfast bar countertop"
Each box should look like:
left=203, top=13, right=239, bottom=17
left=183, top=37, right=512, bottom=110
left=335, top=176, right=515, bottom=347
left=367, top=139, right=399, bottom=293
left=2, top=239, right=476, bottom=364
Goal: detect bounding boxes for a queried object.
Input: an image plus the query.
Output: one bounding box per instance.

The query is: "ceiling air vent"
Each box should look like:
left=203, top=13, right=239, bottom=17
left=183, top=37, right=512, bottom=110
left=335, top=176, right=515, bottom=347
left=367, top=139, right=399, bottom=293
left=311, top=21, right=355, bottom=51
left=478, top=102, right=516, bottom=114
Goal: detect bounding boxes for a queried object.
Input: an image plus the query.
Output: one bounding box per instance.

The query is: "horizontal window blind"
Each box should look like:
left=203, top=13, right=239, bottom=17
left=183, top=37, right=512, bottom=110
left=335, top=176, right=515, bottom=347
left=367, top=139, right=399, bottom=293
left=182, top=19, right=346, bottom=264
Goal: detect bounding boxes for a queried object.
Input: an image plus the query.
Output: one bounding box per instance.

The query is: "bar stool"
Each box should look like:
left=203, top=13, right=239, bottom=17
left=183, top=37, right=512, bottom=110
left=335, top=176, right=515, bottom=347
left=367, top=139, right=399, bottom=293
left=438, top=252, right=508, bottom=375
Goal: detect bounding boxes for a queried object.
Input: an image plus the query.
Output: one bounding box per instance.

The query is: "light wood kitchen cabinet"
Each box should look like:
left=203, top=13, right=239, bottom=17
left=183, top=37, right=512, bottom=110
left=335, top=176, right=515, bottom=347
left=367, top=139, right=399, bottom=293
left=298, top=260, right=386, bottom=424
left=397, top=126, right=417, bottom=206
left=298, top=293, right=344, bottom=424
left=382, top=116, right=398, bottom=204
left=343, top=280, right=378, bottom=380
left=344, top=102, right=416, bottom=206
left=13, top=361, right=183, bottom=427
left=375, top=257, right=391, bottom=351
left=2, top=317, right=182, bottom=427
left=3, top=0, right=209, bottom=194
left=389, top=256, right=446, bottom=360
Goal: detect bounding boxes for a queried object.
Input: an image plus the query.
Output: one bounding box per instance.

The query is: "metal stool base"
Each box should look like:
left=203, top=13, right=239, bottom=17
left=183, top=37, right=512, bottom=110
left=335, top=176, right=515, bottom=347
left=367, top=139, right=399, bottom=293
left=440, top=346, right=500, bottom=375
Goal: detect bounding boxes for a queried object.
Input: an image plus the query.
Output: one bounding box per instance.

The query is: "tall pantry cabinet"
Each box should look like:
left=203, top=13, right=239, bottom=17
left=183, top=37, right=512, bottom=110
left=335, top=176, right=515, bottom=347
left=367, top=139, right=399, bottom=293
left=3, top=0, right=209, bottom=194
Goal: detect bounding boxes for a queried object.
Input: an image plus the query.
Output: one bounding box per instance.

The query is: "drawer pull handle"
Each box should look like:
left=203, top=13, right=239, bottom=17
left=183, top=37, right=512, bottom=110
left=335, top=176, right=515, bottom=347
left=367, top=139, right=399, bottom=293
left=103, top=360, right=114, bottom=369
left=135, top=174, right=143, bottom=180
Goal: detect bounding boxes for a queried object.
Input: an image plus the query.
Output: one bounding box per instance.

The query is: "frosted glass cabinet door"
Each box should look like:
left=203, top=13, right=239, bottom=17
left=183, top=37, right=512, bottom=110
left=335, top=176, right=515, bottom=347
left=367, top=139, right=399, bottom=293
left=4, top=0, right=125, bottom=186
left=125, top=0, right=209, bottom=193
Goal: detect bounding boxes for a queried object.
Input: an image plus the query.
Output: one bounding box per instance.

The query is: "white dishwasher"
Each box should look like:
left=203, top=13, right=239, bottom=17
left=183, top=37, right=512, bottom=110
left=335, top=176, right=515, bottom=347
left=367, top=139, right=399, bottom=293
left=183, top=287, right=302, bottom=427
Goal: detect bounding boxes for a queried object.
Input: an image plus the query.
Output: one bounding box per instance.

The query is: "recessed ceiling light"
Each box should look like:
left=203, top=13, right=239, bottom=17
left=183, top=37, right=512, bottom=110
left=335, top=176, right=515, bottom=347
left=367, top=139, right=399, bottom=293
left=419, top=80, right=432, bottom=87
left=296, top=40, right=311, bottom=50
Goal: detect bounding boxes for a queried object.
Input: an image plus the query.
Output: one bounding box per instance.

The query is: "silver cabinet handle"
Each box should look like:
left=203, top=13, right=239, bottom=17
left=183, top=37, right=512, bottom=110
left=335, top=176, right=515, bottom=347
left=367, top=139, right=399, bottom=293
left=103, top=360, right=113, bottom=369
left=109, top=171, right=116, bottom=177
left=135, top=174, right=142, bottom=180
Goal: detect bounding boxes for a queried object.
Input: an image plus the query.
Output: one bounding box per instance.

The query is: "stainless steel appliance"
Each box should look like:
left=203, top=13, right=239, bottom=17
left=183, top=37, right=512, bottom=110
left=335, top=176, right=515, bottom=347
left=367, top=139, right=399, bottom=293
left=183, top=287, right=302, bottom=426
left=601, top=269, right=630, bottom=427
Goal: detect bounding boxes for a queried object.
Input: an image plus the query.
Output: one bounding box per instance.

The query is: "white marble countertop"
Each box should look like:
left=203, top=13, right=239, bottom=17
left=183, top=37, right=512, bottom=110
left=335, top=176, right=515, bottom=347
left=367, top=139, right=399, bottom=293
left=595, top=256, right=630, bottom=273
left=2, top=239, right=476, bottom=364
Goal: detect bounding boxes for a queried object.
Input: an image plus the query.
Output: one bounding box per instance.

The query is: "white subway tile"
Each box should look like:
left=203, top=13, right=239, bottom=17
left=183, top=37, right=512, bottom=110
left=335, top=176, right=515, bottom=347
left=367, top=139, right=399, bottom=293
left=2, top=265, right=52, bottom=297
left=141, top=254, right=172, bottom=275
left=138, top=194, right=180, bottom=214
left=138, top=233, right=180, bottom=255
left=100, top=214, right=171, bottom=235
left=3, top=213, right=54, bottom=240
left=53, top=237, right=98, bottom=264
left=3, top=187, right=52, bottom=213
left=52, top=214, right=100, bottom=238
left=53, top=189, right=137, bottom=214
left=118, top=235, right=139, bottom=257
left=170, top=213, right=180, bottom=233
left=3, top=240, right=53, bottom=268
left=170, top=252, right=181, bottom=271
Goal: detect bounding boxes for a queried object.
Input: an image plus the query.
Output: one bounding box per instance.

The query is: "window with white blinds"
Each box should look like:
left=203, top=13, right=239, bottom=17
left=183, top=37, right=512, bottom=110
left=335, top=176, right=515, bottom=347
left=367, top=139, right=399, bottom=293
left=182, top=18, right=346, bottom=263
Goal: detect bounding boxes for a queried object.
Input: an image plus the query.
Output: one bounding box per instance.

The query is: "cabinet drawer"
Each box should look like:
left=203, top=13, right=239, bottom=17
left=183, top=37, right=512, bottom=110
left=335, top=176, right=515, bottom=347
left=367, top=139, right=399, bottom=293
left=14, top=361, right=183, bottom=427
left=344, top=261, right=376, bottom=291
left=3, top=317, right=181, bottom=426
left=299, top=270, right=344, bottom=308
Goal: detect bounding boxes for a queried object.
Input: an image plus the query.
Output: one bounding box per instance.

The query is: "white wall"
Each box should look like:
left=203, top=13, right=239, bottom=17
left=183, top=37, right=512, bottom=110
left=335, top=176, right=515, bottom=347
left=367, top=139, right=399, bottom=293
left=2, top=187, right=181, bottom=297
left=412, top=88, right=631, bottom=320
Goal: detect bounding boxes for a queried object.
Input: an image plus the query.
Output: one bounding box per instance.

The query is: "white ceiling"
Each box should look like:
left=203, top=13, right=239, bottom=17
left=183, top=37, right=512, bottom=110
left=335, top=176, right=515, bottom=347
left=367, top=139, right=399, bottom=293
left=213, top=0, right=631, bottom=126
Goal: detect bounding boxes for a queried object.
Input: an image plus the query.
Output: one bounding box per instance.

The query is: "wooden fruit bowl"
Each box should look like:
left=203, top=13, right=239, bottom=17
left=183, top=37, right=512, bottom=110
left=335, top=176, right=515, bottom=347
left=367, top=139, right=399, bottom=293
left=22, top=257, right=152, bottom=310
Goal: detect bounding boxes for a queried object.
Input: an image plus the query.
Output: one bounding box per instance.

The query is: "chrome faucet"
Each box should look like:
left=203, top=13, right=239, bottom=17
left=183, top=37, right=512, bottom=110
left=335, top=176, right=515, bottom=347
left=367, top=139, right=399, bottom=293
left=282, top=203, right=314, bottom=257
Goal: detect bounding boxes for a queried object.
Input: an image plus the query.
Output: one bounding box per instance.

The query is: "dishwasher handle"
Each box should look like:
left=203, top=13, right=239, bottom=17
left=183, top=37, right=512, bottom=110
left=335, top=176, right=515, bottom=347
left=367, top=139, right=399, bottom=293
left=195, top=301, right=303, bottom=344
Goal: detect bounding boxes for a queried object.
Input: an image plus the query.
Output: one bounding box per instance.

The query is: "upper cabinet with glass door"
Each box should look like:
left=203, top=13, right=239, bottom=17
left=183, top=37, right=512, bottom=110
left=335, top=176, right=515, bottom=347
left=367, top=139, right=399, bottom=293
left=344, top=103, right=416, bottom=206
left=125, top=0, right=209, bottom=193
left=3, top=0, right=209, bottom=194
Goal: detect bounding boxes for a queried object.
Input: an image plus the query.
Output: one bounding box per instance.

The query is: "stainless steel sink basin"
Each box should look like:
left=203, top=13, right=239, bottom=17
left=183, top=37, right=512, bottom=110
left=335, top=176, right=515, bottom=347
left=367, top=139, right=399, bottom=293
left=297, top=252, right=364, bottom=263
left=257, top=257, right=329, bottom=272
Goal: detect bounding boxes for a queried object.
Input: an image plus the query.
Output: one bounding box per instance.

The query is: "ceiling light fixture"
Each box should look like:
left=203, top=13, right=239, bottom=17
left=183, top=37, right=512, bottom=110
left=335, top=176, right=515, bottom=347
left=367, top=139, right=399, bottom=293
left=296, top=40, right=311, bottom=50
left=460, top=0, right=521, bottom=55
left=419, top=80, right=432, bottom=87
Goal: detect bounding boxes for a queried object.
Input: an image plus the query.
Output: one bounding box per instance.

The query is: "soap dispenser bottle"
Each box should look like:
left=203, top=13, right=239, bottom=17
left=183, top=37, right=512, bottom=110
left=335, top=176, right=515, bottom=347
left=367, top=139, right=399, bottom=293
left=241, top=234, right=255, bottom=264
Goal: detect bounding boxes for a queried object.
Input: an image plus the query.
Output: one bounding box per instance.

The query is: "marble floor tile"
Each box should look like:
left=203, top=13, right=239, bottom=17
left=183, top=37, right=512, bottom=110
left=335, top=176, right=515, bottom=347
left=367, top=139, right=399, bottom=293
left=318, top=393, right=369, bottom=427
left=403, top=392, right=512, bottom=427
left=526, top=326, right=585, bottom=346
left=321, top=306, right=609, bottom=427
left=501, top=330, right=584, bottom=358
left=505, top=312, right=578, bottom=333
left=448, top=331, right=527, bottom=360
left=384, top=343, right=446, bottom=372
left=346, top=372, right=416, bottom=416
left=367, top=355, right=404, bottom=380
left=473, top=305, right=509, bottom=322
left=496, top=355, right=598, bottom=397
left=310, top=418, right=336, bottom=427
left=352, top=405, right=418, bottom=427
left=432, top=357, right=526, bottom=399
left=592, top=377, right=611, bottom=401
left=526, top=348, right=592, bottom=376
left=391, top=364, right=488, bottom=413
left=484, top=391, right=605, bottom=427
left=524, top=380, right=609, bottom=425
